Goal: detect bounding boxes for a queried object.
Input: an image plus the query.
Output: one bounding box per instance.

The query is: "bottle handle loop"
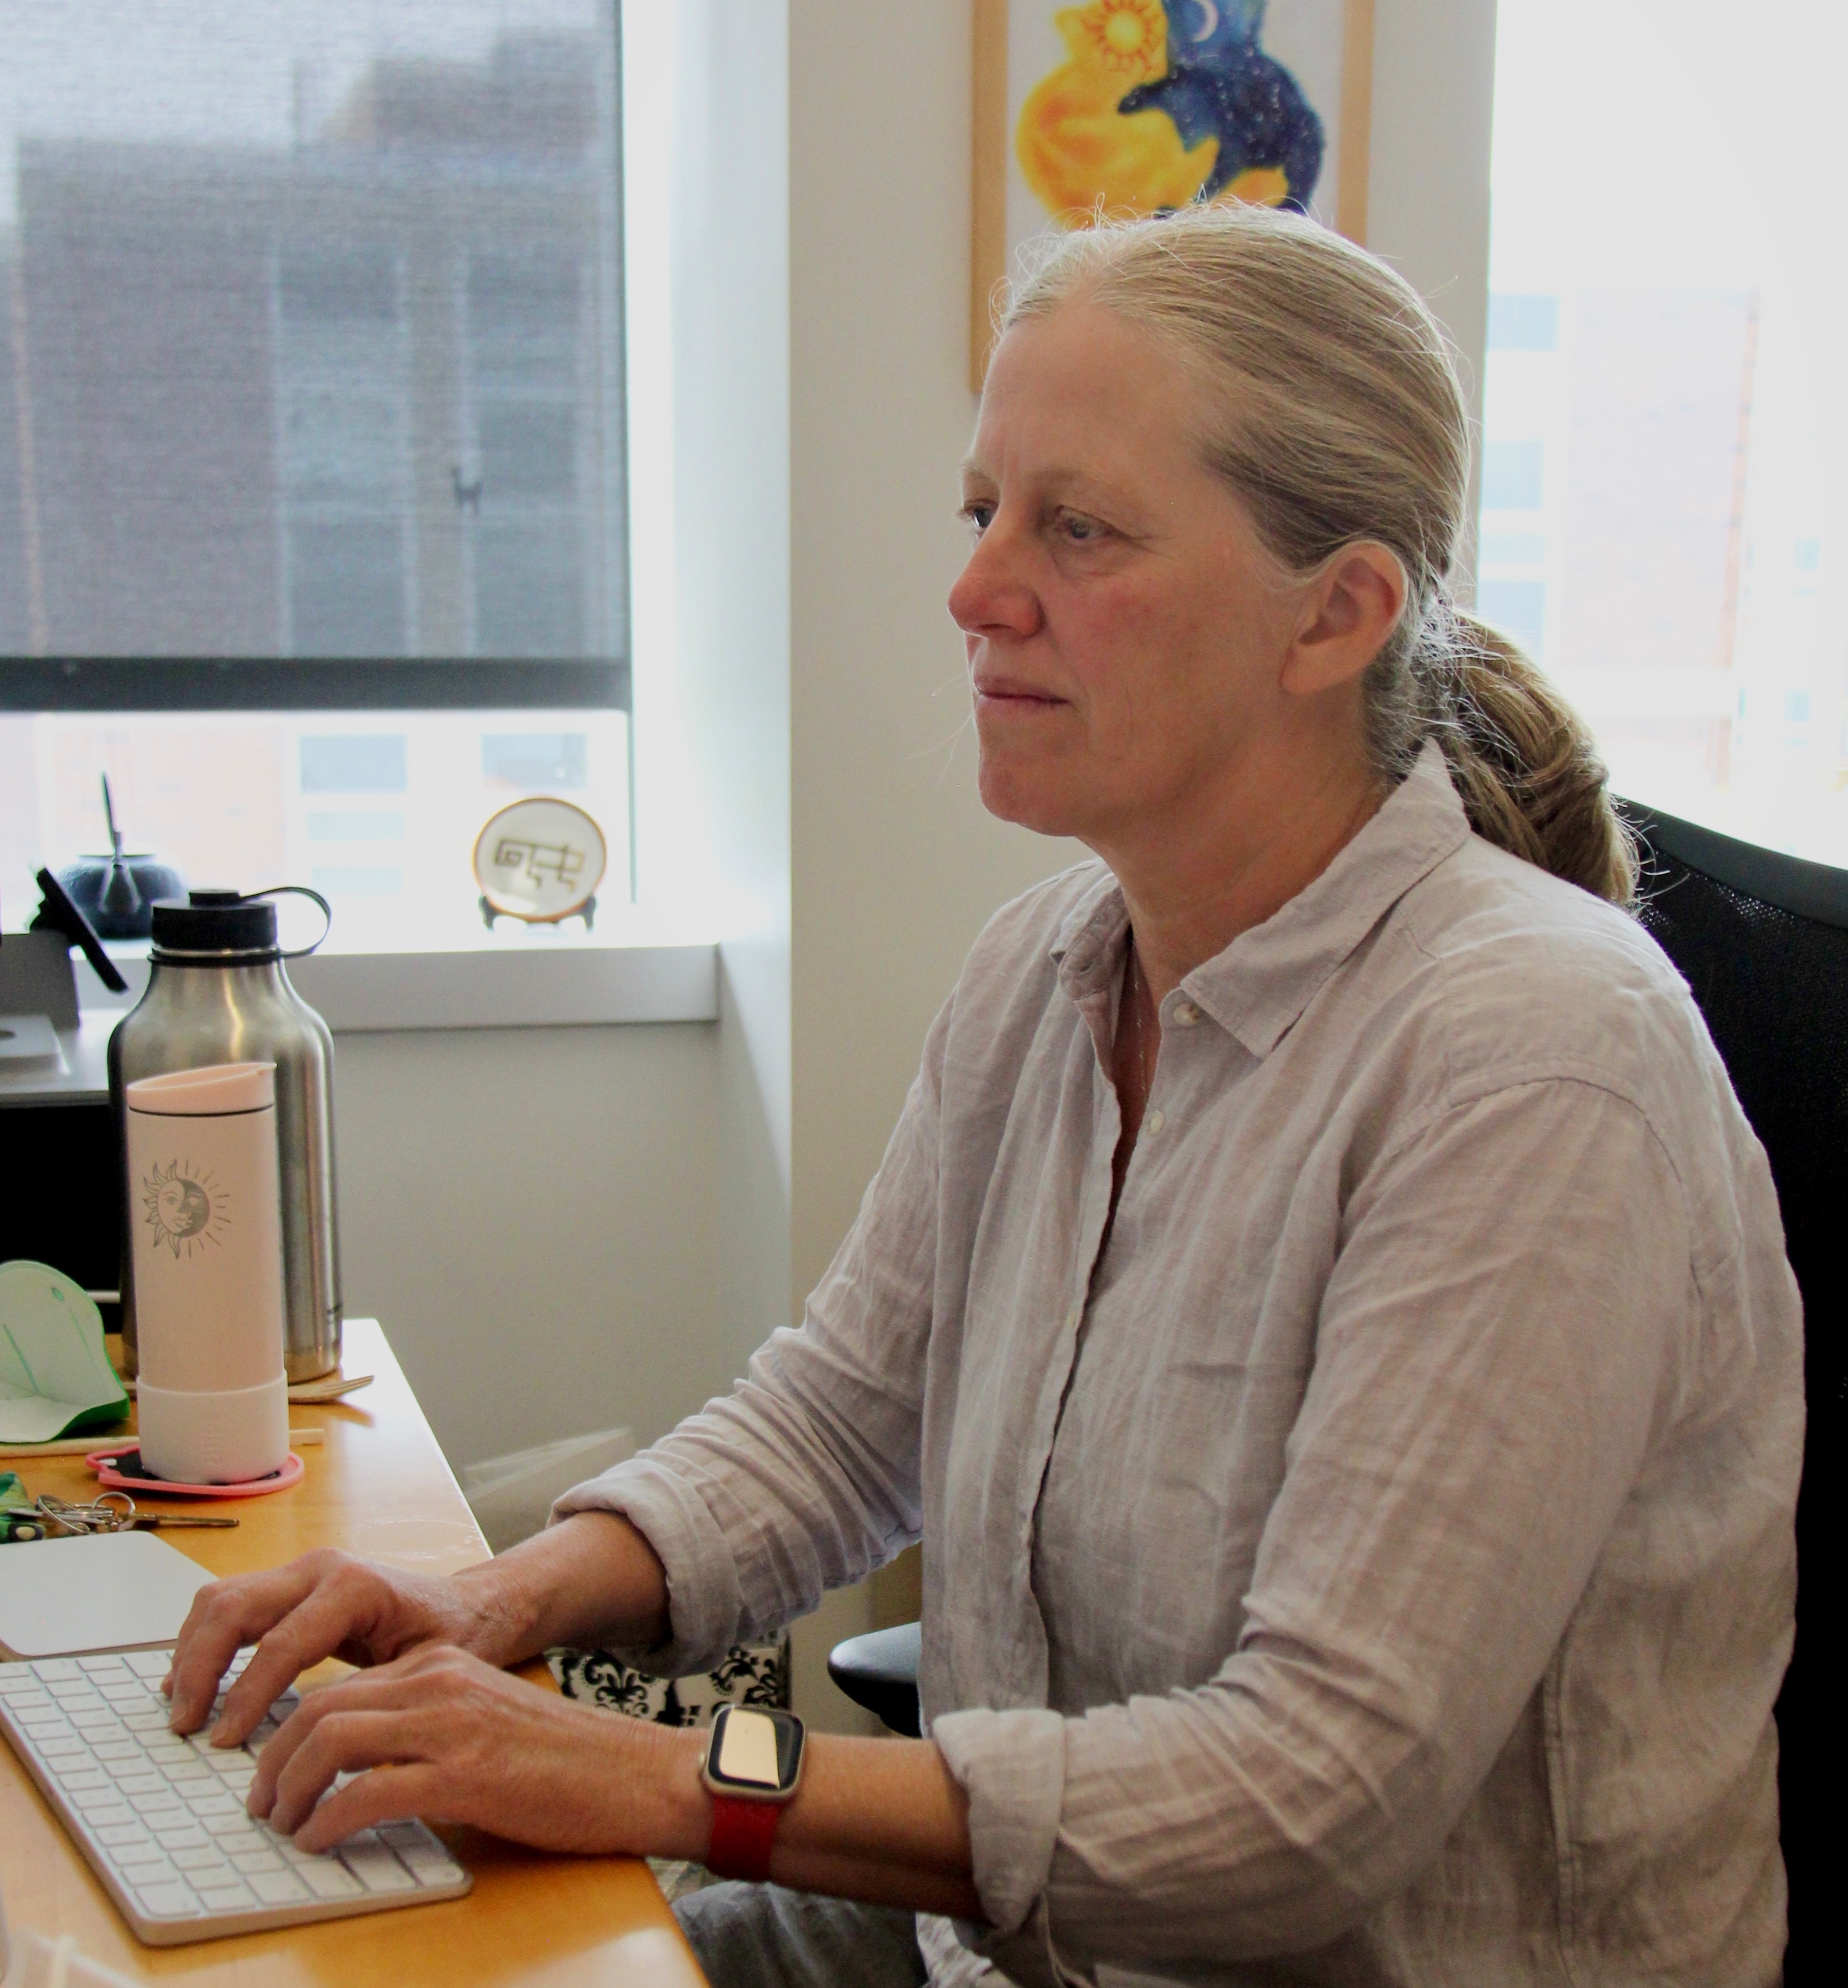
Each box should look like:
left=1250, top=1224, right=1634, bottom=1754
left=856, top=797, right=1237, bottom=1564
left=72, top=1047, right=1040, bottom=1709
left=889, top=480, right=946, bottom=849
left=244, top=885, right=333, bottom=960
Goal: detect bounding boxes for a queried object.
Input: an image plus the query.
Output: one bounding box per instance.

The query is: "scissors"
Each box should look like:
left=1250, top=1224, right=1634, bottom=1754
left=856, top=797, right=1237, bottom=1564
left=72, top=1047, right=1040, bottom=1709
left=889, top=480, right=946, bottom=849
left=33, top=1493, right=238, bottom=1536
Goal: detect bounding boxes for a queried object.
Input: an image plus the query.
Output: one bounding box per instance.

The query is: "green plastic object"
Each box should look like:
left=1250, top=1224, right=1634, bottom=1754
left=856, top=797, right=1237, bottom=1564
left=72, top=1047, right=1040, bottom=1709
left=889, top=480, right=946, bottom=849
left=0, top=1260, right=130, bottom=1444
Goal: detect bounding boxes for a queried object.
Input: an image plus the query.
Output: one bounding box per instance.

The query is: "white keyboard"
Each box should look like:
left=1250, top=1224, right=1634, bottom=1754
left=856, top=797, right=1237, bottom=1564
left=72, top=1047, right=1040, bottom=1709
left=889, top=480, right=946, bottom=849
left=0, top=1650, right=470, bottom=1945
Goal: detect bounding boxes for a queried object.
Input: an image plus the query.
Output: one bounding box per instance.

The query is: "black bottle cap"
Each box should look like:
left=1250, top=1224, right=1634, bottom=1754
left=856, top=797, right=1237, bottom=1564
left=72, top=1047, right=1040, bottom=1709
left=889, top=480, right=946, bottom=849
left=149, top=890, right=279, bottom=957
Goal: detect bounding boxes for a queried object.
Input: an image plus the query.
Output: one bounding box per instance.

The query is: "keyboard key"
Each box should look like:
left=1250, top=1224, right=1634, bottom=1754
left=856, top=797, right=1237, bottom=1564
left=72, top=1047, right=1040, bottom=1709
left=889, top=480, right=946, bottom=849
left=34, top=1660, right=84, bottom=1681
left=133, top=1882, right=200, bottom=1918
left=114, top=1843, right=173, bottom=1871
left=401, top=1849, right=465, bottom=1883
left=340, top=1846, right=416, bottom=1894
left=0, top=1666, right=45, bottom=1693
left=124, top=1653, right=171, bottom=1679
left=150, top=1824, right=210, bottom=1851
left=95, top=1823, right=152, bottom=1848
left=122, top=1710, right=171, bottom=1732
left=129, top=1793, right=187, bottom=1819
left=298, top=1860, right=364, bottom=1900
left=79, top=1656, right=129, bottom=1674
left=230, top=1848, right=284, bottom=1874
left=92, top=1742, right=144, bottom=1763
left=74, top=1787, right=128, bottom=1814
left=171, top=1846, right=233, bottom=1873
left=212, top=1829, right=267, bottom=1856
left=78, top=1804, right=135, bottom=1829
left=249, top=1869, right=311, bottom=1905
left=60, top=1770, right=110, bottom=1793
left=196, top=1883, right=255, bottom=1912
left=37, top=1736, right=89, bottom=1759
left=115, top=1773, right=166, bottom=1796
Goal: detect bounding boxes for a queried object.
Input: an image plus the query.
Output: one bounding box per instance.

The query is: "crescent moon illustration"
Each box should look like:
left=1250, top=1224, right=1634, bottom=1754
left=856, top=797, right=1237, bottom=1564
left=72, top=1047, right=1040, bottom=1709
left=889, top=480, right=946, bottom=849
left=1190, top=0, right=1220, bottom=40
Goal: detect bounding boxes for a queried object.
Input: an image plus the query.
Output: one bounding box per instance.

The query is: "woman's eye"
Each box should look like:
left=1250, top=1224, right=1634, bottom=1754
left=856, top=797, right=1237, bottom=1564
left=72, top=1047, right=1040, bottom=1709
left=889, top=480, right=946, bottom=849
left=961, top=501, right=995, bottom=533
left=1056, top=511, right=1106, bottom=544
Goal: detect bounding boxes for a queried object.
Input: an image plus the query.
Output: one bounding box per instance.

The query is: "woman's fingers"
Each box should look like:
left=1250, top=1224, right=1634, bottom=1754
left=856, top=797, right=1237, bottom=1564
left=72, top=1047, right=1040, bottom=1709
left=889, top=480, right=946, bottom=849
left=263, top=1706, right=449, bottom=1837
left=164, top=1555, right=336, bottom=1733
left=167, top=1551, right=469, bottom=1744
left=245, top=1653, right=439, bottom=1815
left=290, top=1761, right=450, bottom=1855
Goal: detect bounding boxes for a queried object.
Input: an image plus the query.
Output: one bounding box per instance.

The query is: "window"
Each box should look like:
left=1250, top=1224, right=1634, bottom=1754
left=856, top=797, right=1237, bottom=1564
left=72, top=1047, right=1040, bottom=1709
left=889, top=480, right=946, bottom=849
left=0, top=2, right=630, bottom=948
left=1482, top=0, right=1847, bottom=865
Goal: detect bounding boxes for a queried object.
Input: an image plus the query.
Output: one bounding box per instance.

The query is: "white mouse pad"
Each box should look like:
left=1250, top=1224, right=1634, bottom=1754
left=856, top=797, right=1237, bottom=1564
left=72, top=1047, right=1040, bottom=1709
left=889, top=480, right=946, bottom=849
left=0, top=1532, right=215, bottom=1659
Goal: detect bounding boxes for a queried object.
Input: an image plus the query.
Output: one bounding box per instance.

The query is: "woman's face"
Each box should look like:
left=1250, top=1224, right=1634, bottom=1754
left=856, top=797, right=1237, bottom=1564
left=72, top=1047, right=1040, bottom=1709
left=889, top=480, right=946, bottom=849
left=950, top=302, right=1339, bottom=849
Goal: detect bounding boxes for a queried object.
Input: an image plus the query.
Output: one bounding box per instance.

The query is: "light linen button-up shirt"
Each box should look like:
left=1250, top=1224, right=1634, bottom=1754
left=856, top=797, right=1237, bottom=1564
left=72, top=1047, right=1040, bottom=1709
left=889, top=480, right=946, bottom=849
left=558, top=745, right=1801, bottom=1988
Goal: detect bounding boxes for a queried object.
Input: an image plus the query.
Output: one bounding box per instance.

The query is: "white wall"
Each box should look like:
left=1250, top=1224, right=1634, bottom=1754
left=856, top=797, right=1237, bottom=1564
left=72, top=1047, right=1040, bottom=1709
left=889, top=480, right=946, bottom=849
left=333, top=1022, right=723, bottom=1471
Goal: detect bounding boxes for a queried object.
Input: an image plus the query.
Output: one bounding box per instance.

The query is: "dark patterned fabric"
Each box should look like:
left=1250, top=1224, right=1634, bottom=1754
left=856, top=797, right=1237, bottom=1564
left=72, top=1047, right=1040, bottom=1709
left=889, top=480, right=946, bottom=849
left=547, top=1636, right=790, bottom=1727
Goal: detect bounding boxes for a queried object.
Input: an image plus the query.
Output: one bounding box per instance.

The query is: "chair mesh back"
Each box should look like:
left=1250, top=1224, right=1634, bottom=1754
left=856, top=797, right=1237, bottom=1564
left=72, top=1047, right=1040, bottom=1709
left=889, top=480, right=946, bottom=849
left=1634, top=838, right=1845, bottom=1987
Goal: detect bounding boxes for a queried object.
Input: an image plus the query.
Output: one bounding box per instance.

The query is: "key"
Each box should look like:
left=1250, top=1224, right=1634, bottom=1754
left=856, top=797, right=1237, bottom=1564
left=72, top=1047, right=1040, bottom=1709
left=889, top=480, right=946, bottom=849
left=171, top=1846, right=233, bottom=1873
left=231, top=1847, right=284, bottom=1874
left=298, top=1860, right=363, bottom=1899
left=196, top=1882, right=255, bottom=1910
left=124, top=1653, right=169, bottom=1679
left=133, top=1882, right=200, bottom=1918
left=340, top=1846, right=415, bottom=1893
left=249, top=1868, right=311, bottom=1905
left=129, top=1514, right=240, bottom=1529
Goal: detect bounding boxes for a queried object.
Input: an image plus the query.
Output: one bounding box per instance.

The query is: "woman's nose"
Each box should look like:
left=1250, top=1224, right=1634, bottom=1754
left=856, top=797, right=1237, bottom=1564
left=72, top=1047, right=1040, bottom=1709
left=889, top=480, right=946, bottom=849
left=948, top=521, right=1041, bottom=639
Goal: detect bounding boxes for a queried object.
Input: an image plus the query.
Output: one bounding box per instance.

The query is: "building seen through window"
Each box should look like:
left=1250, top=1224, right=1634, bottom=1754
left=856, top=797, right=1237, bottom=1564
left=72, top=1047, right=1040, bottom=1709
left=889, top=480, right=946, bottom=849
left=1481, top=0, right=1846, bottom=867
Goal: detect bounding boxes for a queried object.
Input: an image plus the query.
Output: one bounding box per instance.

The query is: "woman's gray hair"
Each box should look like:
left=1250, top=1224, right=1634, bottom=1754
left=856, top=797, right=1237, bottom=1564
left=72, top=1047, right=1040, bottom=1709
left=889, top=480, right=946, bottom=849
left=997, top=203, right=1636, bottom=905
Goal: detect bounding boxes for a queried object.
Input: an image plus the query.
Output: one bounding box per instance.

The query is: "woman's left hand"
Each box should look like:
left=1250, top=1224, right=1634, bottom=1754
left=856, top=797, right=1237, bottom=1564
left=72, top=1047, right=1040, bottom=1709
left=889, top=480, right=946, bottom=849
left=244, top=1643, right=704, bottom=1856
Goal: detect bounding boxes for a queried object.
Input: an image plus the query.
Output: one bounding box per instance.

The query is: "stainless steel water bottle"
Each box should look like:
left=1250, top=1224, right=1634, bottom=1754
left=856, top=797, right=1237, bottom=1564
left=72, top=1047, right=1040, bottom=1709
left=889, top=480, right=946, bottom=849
left=110, top=889, right=342, bottom=1383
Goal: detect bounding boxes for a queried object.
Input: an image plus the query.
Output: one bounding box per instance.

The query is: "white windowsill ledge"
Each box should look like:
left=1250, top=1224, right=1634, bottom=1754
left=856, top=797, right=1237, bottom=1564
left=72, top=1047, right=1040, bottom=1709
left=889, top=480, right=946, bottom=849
left=71, top=939, right=719, bottom=1034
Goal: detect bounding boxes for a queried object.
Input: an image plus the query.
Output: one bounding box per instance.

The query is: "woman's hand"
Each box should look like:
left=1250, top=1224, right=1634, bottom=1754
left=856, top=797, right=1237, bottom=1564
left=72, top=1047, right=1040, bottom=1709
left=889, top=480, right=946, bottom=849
left=164, top=1550, right=514, bottom=1746
left=165, top=1512, right=672, bottom=1748
left=246, top=1643, right=704, bottom=1856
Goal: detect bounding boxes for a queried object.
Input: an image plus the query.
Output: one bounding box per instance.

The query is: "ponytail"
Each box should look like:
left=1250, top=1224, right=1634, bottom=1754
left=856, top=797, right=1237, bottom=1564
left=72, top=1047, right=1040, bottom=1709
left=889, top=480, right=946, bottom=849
left=1410, top=604, right=1637, bottom=905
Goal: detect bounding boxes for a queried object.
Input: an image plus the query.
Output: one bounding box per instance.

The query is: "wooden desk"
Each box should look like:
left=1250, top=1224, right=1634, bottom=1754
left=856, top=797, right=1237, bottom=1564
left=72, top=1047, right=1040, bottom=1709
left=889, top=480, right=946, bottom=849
left=1, top=1320, right=707, bottom=1987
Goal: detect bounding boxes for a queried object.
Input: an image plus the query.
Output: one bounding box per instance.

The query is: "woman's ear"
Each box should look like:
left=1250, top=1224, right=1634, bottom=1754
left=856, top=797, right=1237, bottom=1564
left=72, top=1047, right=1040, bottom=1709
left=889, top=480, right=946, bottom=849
left=1279, top=544, right=1407, bottom=696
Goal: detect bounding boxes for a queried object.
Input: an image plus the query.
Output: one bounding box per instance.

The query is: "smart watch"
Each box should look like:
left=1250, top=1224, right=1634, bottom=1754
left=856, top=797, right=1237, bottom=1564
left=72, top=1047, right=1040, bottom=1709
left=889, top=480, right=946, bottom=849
left=700, top=1704, right=806, bottom=1883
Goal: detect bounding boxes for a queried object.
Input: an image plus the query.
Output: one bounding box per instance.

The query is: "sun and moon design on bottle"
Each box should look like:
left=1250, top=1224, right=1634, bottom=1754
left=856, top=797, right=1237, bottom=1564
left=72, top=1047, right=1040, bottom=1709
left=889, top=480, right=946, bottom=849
left=141, top=1160, right=233, bottom=1260
left=1016, top=0, right=1324, bottom=224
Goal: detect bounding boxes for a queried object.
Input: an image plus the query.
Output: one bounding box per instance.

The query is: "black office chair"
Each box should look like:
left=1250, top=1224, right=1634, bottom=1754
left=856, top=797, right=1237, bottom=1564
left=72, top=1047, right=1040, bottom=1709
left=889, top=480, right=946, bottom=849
left=1624, top=800, right=1843, bottom=1988
left=830, top=802, right=1839, bottom=1981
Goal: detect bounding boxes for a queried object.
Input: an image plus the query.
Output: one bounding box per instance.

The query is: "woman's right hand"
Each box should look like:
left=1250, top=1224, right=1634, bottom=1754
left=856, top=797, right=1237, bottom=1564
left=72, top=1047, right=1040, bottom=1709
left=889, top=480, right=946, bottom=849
left=164, top=1549, right=507, bottom=1745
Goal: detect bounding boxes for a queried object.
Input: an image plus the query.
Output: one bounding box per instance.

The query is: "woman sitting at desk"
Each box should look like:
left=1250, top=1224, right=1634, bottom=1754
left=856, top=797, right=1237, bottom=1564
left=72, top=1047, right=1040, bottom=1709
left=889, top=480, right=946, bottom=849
left=166, top=205, right=1801, bottom=1988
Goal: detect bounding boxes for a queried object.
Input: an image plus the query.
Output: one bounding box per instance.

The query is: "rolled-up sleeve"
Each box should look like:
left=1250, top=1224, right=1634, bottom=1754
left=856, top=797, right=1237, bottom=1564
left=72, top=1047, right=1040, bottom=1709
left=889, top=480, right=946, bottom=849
left=936, top=1078, right=1693, bottom=1983
left=551, top=999, right=952, bottom=1675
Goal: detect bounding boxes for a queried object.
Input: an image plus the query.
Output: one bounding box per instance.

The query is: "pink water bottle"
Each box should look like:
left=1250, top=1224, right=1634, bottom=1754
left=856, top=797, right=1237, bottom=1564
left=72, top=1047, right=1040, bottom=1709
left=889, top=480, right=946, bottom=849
left=124, top=1062, right=289, bottom=1484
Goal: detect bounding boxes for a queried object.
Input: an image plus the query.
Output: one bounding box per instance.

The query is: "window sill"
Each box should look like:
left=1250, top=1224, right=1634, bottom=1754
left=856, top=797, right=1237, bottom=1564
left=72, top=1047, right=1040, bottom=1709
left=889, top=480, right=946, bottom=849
left=71, top=935, right=718, bottom=1035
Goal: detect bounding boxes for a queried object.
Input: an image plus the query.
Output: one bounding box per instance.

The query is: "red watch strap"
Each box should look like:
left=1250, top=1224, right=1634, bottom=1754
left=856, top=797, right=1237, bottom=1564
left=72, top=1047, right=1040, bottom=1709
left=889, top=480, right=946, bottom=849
left=706, top=1794, right=784, bottom=1883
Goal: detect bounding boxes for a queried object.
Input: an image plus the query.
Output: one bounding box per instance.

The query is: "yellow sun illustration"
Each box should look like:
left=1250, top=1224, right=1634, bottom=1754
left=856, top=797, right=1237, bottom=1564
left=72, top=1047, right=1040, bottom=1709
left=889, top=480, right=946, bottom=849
left=1079, top=0, right=1165, bottom=74
left=141, top=1158, right=233, bottom=1259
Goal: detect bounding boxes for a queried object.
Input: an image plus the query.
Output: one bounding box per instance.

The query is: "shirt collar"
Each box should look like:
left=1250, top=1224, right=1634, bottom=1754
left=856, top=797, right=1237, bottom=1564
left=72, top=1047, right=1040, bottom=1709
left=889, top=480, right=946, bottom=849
left=1051, top=741, right=1471, bottom=1059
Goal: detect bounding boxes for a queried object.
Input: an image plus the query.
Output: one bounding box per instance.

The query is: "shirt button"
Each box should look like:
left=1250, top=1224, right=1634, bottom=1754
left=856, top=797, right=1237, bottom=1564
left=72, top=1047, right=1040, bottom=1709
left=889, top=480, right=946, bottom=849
left=1144, top=1108, right=1166, bottom=1137
left=1171, top=1001, right=1198, bottom=1027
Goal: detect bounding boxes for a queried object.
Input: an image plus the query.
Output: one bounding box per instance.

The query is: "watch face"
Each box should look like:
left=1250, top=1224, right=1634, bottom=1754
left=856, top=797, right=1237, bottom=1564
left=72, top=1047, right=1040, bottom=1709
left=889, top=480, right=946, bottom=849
left=707, top=1706, right=804, bottom=1794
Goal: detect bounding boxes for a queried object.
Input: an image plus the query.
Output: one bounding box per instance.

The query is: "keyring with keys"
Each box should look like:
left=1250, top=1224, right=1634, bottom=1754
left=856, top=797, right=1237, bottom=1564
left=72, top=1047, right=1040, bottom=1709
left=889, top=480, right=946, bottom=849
left=33, top=1493, right=238, bottom=1536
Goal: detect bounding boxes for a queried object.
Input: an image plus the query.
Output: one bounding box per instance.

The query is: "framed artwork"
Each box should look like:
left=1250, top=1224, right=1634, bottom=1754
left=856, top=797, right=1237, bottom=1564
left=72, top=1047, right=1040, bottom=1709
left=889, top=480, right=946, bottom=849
left=970, top=0, right=1376, bottom=386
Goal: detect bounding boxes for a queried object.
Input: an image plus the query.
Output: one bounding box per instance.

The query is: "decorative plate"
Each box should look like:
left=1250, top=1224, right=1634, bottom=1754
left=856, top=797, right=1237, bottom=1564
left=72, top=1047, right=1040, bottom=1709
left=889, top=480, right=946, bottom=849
left=472, top=798, right=608, bottom=923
